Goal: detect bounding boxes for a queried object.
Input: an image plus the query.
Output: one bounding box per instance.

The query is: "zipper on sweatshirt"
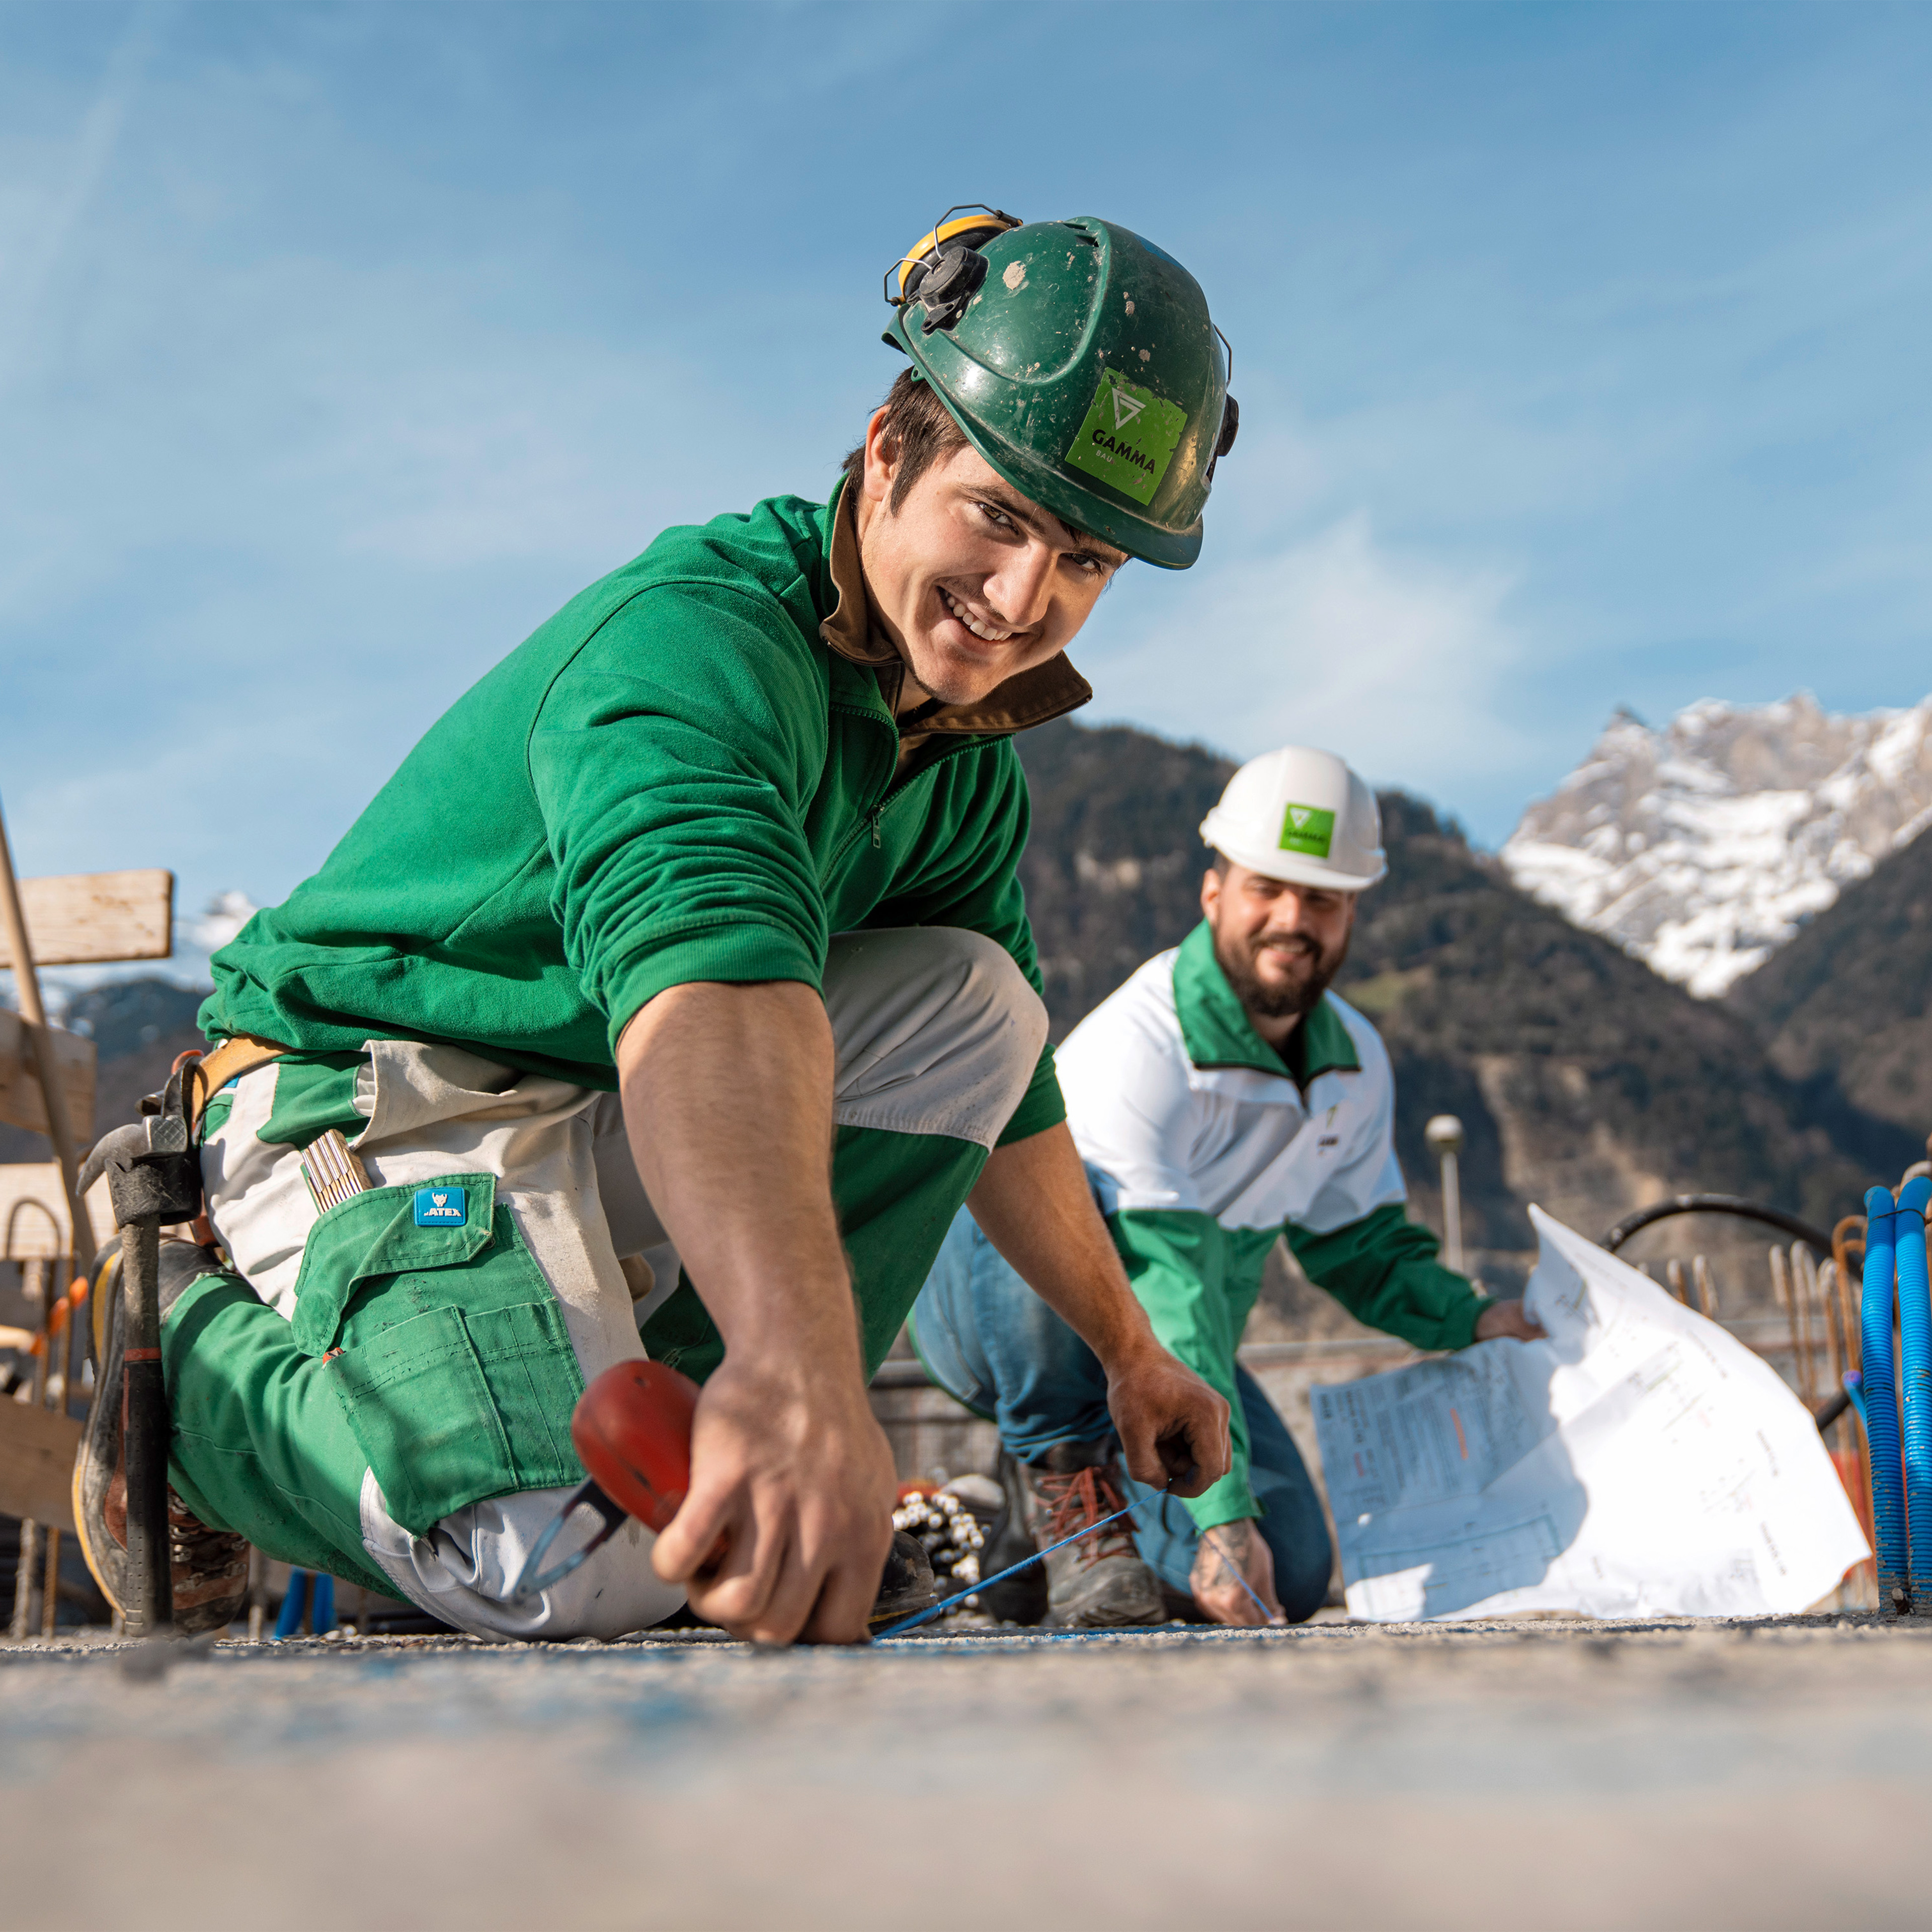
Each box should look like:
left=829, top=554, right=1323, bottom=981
left=824, top=733, right=986, bottom=876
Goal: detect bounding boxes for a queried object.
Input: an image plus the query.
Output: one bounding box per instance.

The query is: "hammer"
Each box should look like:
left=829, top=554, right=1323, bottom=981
left=101, top=1064, right=205, bottom=1638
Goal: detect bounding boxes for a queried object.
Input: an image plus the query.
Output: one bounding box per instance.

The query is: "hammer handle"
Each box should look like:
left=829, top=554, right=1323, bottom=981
left=119, top=1220, right=174, bottom=1637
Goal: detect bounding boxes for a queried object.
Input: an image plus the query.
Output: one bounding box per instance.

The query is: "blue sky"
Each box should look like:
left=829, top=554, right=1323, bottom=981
left=3, top=0, right=1929, bottom=981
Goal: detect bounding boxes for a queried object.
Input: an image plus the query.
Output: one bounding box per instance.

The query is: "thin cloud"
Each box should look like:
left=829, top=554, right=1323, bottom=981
left=0, top=0, right=169, bottom=390
left=1091, top=513, right=1530, bottom=805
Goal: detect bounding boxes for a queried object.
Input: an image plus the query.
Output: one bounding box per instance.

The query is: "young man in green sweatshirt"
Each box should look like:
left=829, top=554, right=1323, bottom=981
left=76, top=211, right=1241, bottom=1645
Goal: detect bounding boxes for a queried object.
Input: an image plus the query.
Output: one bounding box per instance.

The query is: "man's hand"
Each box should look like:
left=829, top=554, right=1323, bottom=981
left=1190, top=1517, right=1284, bottom=1626
left=651, top=1351, right=896, bottom=1645
left=619, top=980, right=893, bottom=1646
left=1105, top=1338, right=1230, bottom=1499
left=1474, top=1297, right=1546, bottom=1342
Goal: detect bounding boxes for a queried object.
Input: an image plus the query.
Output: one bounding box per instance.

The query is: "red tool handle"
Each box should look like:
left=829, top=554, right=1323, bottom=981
left=570, top=1359, right=700, bottom=1534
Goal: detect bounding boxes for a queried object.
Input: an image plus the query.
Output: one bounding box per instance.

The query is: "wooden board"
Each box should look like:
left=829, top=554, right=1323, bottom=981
left=0, top=1399, right=80, bottom=1534
left=3, top=869, right=173, bottom=968
left=0, top=1163, right=115, bottom=1261
left=0, top=1014, right=95, bottom=1138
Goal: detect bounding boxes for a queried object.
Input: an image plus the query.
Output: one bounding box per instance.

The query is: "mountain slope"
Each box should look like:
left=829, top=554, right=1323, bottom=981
left=1503, top=693, right=1932, bottom=998
left=1015, top=719, right=1236, bottom=1029
left=1728, top=816, right=1932, bottom=1161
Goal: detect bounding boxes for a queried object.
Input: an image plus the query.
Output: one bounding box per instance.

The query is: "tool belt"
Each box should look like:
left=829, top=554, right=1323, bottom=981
left=181, top=1033, right=289, bottom=1140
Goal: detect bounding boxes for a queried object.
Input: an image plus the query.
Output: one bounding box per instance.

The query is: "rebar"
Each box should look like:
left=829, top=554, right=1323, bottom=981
left=1793, top=1244, right=1819, bottom=1405
left=1693, top=1255, right=1719, bottom=1319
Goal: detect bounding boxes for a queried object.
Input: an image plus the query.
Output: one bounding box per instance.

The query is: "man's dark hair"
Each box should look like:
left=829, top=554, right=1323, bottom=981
left=841, top=369, right=968, bottom=514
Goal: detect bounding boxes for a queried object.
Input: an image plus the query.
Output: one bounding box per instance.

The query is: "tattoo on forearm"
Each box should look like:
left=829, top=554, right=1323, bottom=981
left=1198, top=1520, right=1252, bottom=1585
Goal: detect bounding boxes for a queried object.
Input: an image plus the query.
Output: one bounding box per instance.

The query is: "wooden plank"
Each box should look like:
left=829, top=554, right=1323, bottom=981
left=2, top=869, right=173, bottom=967
left=0, top=1399, right=80, bottom=1534
left=0, top=1164, right=115, bottom=1261
left=0, top=1014, right=94, bottom=1138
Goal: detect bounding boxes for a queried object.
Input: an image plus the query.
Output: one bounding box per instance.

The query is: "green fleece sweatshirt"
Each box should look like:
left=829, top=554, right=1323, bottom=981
left=201, top=485, right=1084, bottom=1144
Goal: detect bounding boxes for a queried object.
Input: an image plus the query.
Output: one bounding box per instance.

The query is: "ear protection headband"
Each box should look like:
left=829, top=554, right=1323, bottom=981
left=884, top=204, right=1023, bottom=334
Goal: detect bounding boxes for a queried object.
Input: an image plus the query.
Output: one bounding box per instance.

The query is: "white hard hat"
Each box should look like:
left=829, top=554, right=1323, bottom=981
left=1198, top=746, right=1387, bottom=892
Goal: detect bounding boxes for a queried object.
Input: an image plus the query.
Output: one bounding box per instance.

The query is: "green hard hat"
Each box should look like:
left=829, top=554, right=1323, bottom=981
left=884, top=209, right=1236, bottom=571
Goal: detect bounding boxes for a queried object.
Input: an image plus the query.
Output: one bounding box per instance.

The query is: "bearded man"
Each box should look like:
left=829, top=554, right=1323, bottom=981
left=909, top=746, right=1544, bottom=1629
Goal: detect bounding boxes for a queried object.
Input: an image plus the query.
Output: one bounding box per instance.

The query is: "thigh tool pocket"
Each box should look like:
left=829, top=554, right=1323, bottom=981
left=293, top=1174, right=587, bottom=1534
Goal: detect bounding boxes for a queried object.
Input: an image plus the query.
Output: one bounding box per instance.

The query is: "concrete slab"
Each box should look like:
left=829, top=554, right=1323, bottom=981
left=3, top=1613, right=1927, bottom=1928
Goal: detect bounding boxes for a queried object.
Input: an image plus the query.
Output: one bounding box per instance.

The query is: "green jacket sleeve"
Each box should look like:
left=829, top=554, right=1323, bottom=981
left=529, top=582, right=835, bottom=1053
left=1286, top=1201, right=1493, bottom=1352
left=1110, top=1208, right=1260, bottom=1533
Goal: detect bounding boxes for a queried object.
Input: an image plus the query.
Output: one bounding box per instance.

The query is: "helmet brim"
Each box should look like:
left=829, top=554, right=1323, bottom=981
left=1206, top=838, right=1387, bottom=894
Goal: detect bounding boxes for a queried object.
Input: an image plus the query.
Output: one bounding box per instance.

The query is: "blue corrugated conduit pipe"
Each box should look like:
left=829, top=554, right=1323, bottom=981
left=1862, top=1188, right=1907, bottom=1612
left=1843, top=1371, right=1867, bottom=1427
left=273, top=1570, right=309, bottom=1640
left=1897, top=1176, right=1932, bottom=1611
left=276, top=1569, right=313, bottom=1630
left=270, top=1569, right=339, bottom=1639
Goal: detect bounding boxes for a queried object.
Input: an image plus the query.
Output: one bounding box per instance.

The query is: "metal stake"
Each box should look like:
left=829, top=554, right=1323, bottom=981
left=1424, top=1116, right=1465, bottom=1275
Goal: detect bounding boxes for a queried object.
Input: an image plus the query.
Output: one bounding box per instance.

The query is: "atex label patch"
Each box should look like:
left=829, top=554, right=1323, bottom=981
left=1064, top=367, right=1186, bottom=506
left=414, top=1186, right=468, bottom=1228
left=1279, top=803, right=1336, bottom=859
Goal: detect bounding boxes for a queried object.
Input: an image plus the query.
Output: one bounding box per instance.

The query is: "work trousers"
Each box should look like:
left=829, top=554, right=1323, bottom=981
left=165, top=928, right=1047, bottom=1640
left=910, top=1206, right=1335, bottom=1623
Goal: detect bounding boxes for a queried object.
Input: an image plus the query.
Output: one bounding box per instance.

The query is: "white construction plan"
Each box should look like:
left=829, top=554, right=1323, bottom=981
left=1313, top=1206, right=1871, bottom=1621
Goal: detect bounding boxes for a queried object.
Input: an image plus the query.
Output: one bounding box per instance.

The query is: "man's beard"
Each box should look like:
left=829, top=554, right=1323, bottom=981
left=1214, top=927, right=1347, bottom=1022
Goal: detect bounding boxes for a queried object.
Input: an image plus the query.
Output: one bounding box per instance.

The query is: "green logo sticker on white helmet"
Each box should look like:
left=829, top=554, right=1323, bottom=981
left=1064, top=367, right=1187, bottom=507
left=1278, top=803, right=1335, bottom=860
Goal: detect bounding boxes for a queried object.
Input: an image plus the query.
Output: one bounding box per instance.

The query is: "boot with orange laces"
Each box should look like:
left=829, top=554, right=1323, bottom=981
left=1029, top=1439, right=1164, bottom=1628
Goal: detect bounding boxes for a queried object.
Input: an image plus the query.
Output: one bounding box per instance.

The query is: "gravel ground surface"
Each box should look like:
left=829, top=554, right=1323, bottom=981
left=3, top=1613, right=1928, bottom=1929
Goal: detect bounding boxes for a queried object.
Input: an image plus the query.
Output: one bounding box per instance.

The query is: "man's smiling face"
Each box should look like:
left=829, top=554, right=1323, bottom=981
left=853, top=407, right=1127, bottom=708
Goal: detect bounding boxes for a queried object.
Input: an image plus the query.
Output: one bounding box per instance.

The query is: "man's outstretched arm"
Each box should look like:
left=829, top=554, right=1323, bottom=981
left=616, top=980, right=896, bottom=1647
left=964, top=1123, right=1231, bottom=1497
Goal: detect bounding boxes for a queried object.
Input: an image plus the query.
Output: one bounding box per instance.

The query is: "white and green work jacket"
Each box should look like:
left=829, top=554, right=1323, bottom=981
left=1057, top=922, right=1493, bottom=1531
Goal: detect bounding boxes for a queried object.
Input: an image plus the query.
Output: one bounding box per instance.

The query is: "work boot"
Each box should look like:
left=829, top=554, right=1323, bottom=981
left=867, top=1529, right=941, bottom=1632
left=973, top=1450, right=1048, bottom=1626
left=1031, top=1439, right=1165, bottom=1629
left=72, top=1242, right=252, bottom=1636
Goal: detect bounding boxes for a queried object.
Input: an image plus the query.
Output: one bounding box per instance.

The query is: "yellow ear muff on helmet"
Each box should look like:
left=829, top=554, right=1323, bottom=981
left=886, top=203, right=1023, bottom=330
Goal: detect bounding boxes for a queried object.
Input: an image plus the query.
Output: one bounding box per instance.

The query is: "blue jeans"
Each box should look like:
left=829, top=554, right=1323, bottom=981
left=910, top=1206, right=1334, bottom=1622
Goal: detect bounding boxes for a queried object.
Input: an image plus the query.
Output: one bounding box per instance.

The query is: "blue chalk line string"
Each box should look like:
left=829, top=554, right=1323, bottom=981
left=875, top=1487, right=1278, bottom=1639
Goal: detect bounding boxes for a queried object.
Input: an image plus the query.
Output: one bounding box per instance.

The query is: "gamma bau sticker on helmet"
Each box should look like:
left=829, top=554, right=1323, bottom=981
left=1064, top=367, right=1187, bottom=507
left=1279, top=804, right=1335, bottom=860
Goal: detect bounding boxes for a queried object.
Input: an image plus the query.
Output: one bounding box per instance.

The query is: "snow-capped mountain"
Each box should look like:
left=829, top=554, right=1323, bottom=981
left=1501, top=693, right=1932, bottom=998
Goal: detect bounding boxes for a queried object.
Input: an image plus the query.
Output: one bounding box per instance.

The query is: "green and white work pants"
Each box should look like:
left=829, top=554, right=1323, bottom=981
left=165, top=928, right=1046, bottom=1640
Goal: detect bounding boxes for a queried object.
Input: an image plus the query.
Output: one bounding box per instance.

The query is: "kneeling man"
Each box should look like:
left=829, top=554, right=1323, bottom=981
left=75, top=210, right=1233, bottom=1646
left=912, top=746, right=1544, bottom=1627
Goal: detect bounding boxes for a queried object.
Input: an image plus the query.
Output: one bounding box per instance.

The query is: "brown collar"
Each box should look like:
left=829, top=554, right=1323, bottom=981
left=818, top=479, right=1092, bottom=739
